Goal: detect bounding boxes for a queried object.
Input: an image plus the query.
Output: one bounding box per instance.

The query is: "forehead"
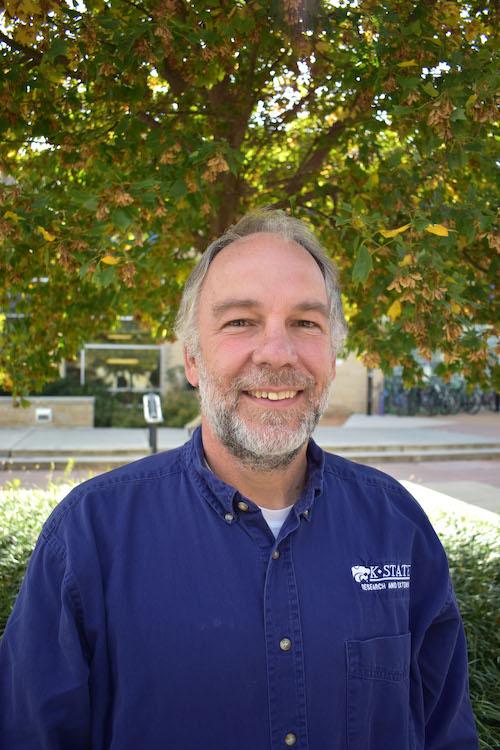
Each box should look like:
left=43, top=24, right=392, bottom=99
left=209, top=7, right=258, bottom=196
left=200, top=232, right=328, bottom=305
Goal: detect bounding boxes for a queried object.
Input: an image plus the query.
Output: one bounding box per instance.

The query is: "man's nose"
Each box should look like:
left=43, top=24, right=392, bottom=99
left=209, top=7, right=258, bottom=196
left=251, top=323, right=298, bottom=368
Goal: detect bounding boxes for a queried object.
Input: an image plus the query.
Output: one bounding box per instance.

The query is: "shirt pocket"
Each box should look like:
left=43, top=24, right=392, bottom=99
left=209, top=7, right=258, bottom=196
left=345, top=633, right=412, bottom=750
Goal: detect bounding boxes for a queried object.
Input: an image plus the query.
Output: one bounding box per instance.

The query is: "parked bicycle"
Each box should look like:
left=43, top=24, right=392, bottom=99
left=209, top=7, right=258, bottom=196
left=448, top=378, right=482, bottom=414
left=383, top=376, right=419, bottom=416
left=382, top=375, right=498, bottom=416
left=419, top=376, right=460, bottom=415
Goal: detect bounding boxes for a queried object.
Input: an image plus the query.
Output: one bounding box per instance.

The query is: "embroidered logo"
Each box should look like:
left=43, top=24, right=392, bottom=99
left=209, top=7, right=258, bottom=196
left=351, top=563, right=411, bottom=591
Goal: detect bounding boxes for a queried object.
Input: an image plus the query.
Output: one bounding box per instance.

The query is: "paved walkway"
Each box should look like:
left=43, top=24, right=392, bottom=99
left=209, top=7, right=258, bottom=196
left=1, top=412, right=499, bottom=514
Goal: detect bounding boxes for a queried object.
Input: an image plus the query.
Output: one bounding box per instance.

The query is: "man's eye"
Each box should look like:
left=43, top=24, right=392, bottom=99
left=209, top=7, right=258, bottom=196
left=297, top=320, right=318, bottom=328
left=226, top=319, right=248, bottom=327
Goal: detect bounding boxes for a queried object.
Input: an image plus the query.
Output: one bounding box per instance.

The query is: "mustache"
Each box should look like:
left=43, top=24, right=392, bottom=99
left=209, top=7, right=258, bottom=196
left=229, top=367, right=315, bottom=392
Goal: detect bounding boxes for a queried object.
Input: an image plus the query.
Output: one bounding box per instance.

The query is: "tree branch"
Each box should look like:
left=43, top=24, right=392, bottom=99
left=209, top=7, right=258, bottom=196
left=463, top=250, right=489, bottom=274
left=0, top=31, right=43, bottom=64
left=137, top=111, right=162, bottom=129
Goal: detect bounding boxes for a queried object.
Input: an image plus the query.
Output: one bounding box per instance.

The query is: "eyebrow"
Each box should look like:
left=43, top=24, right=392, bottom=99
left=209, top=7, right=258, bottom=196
left=211, top=298, right=329, bottom=318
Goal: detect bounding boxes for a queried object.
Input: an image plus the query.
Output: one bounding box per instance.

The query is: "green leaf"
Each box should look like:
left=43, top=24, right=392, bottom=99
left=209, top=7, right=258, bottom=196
left=352, top=245, right=373, bottom=287
left=170, top=178, right=187, bottom=200
left=78, top=259, right=94, bottom=279
left=391, top=105, right=413, bottom=115
left=422, top=82, right=439, bottom=98
left=111, top=208, right=134, bottom=230
left=93, top=266, right=115, bottom=287
left=132, top=178, right=158, bottom=191
left=83, top=196, right=99, bottom=211
left=47, top=38, right=68, bottom=62
left=450, top=108, right=466, bottom=122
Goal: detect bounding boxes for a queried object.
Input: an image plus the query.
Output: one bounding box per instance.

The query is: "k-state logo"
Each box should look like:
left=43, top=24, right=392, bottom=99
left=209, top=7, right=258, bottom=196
left=351, top=565, right=371, bottom=583
left=351, top=563, right=411, bottom=591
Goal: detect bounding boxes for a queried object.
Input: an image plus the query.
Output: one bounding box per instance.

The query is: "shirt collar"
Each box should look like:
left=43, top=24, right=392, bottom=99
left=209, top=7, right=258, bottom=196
left=183, top=426, right=325, bottom=523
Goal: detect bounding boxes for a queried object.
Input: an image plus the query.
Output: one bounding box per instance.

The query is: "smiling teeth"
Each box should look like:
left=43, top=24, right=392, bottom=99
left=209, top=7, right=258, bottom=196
left=248, top=391, right=297, bottom=400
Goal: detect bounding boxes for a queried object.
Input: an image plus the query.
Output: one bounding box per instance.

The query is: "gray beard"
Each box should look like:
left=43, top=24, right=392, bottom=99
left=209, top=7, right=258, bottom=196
left=197, top=362, right=332, bottom=471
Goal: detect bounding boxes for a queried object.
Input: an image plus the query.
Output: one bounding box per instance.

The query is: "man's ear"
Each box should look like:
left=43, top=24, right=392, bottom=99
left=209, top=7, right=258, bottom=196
left=183, top=345, right=199, bottom=388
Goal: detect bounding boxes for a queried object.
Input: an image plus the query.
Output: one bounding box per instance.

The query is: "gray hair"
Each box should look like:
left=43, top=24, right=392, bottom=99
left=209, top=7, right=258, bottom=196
left=174, top=208, right=348, bottom=356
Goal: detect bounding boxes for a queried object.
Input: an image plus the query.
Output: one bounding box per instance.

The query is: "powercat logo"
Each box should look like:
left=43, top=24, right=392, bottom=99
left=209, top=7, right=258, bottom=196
left=351, top=563, right=411, bottom=591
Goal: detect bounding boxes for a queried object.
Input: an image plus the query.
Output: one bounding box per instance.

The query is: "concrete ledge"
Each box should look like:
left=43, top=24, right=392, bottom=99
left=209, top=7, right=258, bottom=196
left=0, top=397, right=95, bottom=428
left=401, top=481, right=499, bottom=522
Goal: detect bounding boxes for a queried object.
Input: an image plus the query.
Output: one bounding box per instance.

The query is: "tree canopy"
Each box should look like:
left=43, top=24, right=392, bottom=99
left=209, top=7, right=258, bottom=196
left=1, top=0, right=499, bottom=397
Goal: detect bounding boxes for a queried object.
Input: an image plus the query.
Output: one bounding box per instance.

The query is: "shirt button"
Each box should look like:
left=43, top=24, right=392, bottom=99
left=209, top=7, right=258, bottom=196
left=279, top=637, right=292, bottom=651
left=224, top=513, right=234, bottom=522
left=285, top=733, right=297, bottom=746
left=272, top=549, right=280, bottom=559
left=303, top=510, right=309, bottom=516
left=237, top=501, right=249, bottom=511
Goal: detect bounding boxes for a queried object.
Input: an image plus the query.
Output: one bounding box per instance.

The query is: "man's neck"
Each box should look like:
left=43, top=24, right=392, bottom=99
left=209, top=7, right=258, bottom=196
left=201, top=422, right=308, bottom=510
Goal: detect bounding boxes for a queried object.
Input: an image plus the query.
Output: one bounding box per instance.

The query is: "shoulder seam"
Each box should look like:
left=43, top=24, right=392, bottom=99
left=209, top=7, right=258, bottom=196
left=45, top=466, right=185, bottom=534
left=40, top=527, right=91, bottom=658
left=323, top=463, right=407, bottom=495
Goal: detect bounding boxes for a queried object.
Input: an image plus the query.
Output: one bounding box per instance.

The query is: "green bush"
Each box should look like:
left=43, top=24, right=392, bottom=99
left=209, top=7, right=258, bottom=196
left=0, top=480, right=498, bottom=747
left=160, top=388, right=199, bottom=428
left=432, top=512, right=500, bottom=748
left=37, top=374, right=199, bottom=428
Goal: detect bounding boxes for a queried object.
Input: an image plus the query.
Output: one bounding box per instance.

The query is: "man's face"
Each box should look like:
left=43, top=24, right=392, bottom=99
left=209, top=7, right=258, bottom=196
left=184, top=233, right=336, bottom=469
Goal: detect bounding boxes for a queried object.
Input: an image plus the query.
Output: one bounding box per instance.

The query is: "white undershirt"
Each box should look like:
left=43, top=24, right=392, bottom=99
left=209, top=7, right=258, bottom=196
left=259, top=505, right=293, bottom=538
left=203, top=456, right=292, bottom=538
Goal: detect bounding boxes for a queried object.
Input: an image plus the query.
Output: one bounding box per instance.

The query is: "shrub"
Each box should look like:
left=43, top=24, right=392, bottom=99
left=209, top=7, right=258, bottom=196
left=0, top=479, right=498, bottom=747
left=37, top=374, right=200, bottom=428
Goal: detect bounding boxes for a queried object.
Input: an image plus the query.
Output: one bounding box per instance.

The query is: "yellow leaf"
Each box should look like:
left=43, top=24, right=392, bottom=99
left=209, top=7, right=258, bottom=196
left=4, top=210, right=21, bottom=222
left=37, top=226, right=55, bottom=241
left=425, top=224, right=449, bottom=237
left=450, top=301, right=461, bottom=314
left=379, top=223, right=411, bottom=239
left=14, top=24, right=37, bottom=46
left=316, top=41, right=331, bottom=53
left=18, top=0, right=38, bottom=15
left=102, top=255, right=119, bottom=265
left=399, top=254, right=413, bottom=266
left=397, top=60, right=417, bottom=68
left=387, top=300, right=402, bottom=322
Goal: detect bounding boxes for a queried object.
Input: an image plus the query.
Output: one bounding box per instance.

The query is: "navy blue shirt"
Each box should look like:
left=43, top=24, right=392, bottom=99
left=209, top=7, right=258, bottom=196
left=0, top=428, right=478, bottom=749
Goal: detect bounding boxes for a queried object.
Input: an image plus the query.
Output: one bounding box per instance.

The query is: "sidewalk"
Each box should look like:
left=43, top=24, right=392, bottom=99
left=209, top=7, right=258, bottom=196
left=1, top=412, right=499, bottom=513
left=1, top=412, right=498, bottom=463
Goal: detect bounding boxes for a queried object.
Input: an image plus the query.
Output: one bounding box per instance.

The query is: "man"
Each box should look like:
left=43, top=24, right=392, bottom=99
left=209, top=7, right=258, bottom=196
left=0, top=209, right=478, bottom=749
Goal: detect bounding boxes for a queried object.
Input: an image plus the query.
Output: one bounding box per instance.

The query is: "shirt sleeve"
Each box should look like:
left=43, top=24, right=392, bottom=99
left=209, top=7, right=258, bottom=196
left=418, top=578, right=479, bottom=750
left=0, top=531, right=92, bottom=748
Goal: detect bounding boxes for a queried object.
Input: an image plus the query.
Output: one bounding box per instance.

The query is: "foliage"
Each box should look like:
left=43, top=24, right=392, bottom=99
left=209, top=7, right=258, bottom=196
left=0, top=0, right=499, bottom=396
left=39, top=373, right=199, bottom=426
left=0, top=474, right=76, bottom=636
left=161, top=387, right=199, bottom=427
left=430, top=510, right=500, bottom=749
left=38, top=373, right=142, bottom=426
left=0, top=476, right=498, bottom=746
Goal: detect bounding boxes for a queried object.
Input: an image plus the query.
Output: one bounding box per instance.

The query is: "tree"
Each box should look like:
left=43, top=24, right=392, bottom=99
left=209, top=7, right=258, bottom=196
left=0, top=0, right=498, bottom=397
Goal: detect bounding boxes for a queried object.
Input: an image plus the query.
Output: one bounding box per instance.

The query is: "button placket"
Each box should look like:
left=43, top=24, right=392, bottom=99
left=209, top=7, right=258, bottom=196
left=264, top=535, right=309, bottom=750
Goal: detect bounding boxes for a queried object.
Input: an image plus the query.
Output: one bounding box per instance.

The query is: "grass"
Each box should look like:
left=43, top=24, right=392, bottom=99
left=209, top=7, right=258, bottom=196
left=1, top=473, right=499, bottom=747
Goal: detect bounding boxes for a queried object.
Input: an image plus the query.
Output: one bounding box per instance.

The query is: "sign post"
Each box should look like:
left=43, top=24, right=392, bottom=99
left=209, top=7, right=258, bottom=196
left=143, top=394, right=163, bottom=454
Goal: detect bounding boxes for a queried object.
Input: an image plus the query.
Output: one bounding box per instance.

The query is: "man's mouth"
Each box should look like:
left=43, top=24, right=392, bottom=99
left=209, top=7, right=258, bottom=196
left=246, top=390, right=299, bottom=401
